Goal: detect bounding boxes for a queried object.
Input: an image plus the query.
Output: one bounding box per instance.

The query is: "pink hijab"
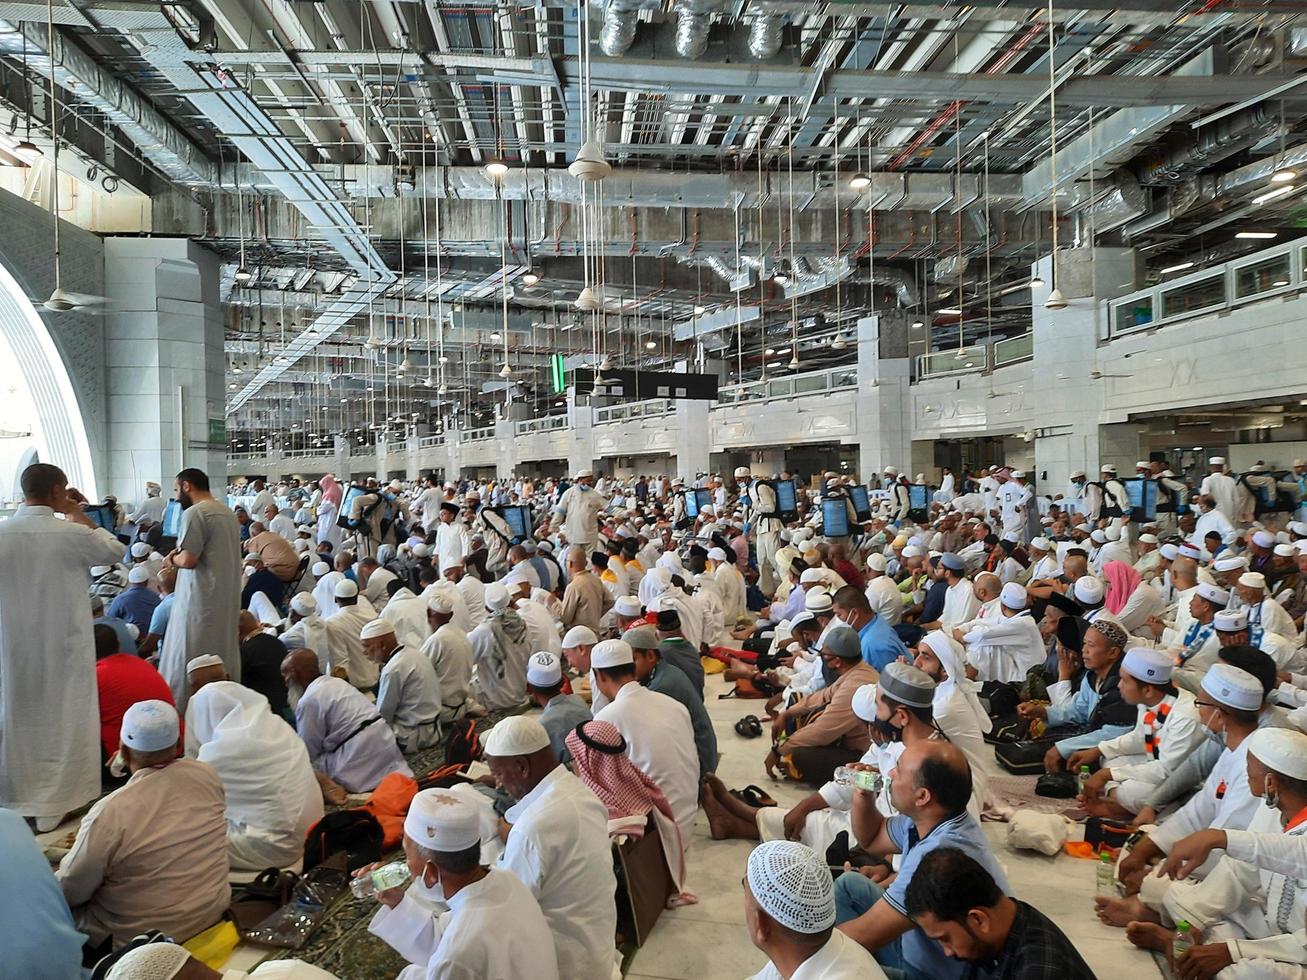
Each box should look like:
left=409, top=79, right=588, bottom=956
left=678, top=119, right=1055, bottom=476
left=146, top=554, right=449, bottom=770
left=1103, top=560, right=1140, bottom=615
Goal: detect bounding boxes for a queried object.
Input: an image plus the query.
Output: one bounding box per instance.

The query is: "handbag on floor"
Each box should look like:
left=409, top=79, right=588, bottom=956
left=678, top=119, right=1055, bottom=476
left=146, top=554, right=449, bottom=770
left=993, top=724, right=1091, bottom=775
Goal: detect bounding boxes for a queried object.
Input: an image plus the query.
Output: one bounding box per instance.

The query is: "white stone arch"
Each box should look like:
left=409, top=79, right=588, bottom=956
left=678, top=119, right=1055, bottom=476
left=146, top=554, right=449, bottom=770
left=0, top=260, right=96, bottom=497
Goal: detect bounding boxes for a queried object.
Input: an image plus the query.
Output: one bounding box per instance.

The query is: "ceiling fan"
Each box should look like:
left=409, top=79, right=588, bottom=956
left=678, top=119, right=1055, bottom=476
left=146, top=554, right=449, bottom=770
left=1089, top=368, right=1133, bottom=380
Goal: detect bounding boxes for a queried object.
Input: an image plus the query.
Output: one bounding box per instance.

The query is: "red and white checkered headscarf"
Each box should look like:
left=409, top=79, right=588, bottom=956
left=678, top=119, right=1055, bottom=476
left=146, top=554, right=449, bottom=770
left=566, top=720, right=673, bottom=824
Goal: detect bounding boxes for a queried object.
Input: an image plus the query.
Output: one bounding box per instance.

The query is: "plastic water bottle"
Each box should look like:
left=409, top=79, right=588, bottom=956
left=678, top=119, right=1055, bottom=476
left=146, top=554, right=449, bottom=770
left=1096, top=851, right=1116, bottom=895
left=1078, top=765, right=1092, bottom=795
left=1173, top=920, right=1194, bottom=964
left=832, top=766, right=884, bottom=793
left=350, top=861, right=412, bottom=899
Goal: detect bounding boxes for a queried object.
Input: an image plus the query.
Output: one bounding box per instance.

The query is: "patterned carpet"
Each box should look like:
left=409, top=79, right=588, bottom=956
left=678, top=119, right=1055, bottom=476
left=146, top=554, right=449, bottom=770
left=265, top=704, right=524, bottom=978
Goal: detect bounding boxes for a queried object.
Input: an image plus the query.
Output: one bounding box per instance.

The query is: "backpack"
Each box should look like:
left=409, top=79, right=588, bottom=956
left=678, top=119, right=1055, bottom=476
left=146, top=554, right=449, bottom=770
left=301, top=810, right=384, bottom=873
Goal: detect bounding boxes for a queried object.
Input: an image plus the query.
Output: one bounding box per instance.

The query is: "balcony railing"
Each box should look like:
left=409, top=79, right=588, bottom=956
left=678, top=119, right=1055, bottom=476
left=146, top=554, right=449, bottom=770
left=993, top=332, right=1034, bottom=366
left=515, top=414, right=568, bottom=435
left=417, top=435, right=446, bottom=449
left=1108, top=233, right=1307, bottom=336
left=715, top=365, right=858, bottom=405
left=593, top=398, right=675, bottom=424
left=463, top=426, right=495, bottom=442
left=917, top=344, right=988, bottom=378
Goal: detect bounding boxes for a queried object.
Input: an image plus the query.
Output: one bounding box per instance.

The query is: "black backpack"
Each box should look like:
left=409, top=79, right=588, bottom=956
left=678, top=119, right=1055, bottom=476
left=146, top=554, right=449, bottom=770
left=302, top=810, right=384, bottom=873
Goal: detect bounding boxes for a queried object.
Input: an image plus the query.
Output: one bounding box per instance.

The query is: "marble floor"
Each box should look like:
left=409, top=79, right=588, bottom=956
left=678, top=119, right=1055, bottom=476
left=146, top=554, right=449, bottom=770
left=625, top=670, right=1163, bottom=979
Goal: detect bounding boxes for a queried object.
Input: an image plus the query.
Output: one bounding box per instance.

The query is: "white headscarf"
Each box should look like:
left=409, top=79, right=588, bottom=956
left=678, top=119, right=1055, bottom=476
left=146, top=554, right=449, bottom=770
left=921, top=631, right=992, bottom=735
left=185, top=681, right=322, bottom=833
left=639, top=566, right=672, bottom=607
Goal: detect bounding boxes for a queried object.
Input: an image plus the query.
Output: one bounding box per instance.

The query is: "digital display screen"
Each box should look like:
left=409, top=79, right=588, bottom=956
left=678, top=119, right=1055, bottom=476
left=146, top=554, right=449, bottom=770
left=503, top=505, right=532, bottom=540
left=85, top=504, right=116, bottom=530
left=822, top=498, right=851, bottom=537
left=909, top=485, right=930, bottom=511
left=776, top=480, right=798, bottom=514
left=848, top=486, right=871, bottom=521
left=161, top=500, right=182, bottom=538
left=339, top=485, right=368, bottom=526
left=1124, top=477, right=1158, bottom=520
left=684, top=488, right=713, bottom=519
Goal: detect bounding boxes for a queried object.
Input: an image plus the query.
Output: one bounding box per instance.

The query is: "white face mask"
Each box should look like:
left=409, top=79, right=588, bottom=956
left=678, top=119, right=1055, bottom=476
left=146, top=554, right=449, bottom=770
left=412, top=863, right=447, bottom=906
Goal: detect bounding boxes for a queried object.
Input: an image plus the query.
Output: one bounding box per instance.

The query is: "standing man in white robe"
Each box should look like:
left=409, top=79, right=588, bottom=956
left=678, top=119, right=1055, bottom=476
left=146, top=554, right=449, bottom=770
left=158, top=467, right=242, bottom=715
left=482, top=717, right=617, bottom=980
left=553, top=470, right=605, bottom=549
left=1200, top=456, right=1240, bottom=525
left=366, top=790, right=558, bottom=980
left=433, top=501, right=469, bottom=575
left=0, top=463, right=125, bottom=828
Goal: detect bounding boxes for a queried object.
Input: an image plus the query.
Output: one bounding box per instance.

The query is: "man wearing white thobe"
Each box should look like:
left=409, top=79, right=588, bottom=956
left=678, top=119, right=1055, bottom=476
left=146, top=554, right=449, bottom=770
left=365, top=624, right=443, bottom=753
left=433, top=502, right=470, bottom=575
left=0, top=464, right=125, bottom=824
left=553, top=470, right=605, bottom=548
left=483, top=718, right=617, bottom=980
left=444, top=562, right=486, bottom=629
left=382, top=586, right=435, bottom=651
left=997, top=472, right=1034, bottom=544
left=1193, top=498, right=1238, bottom=548
left=418, top=577, right=473, bottom=634
left=960, top=592, right=1047, bottom=684
left=368, top=790, right=558, bottom=980
left=420, top=596, right=475, bottom=722
left=863, top=554, right=903, bottom=626
left=710, top=547, right=748, bottom=626
left=591, top=640, right=700, bottom=850
left=323, top=582, right=381, bottom=689
left=359, top=559, right=398, bottom=609
left=281, top=593, right=333, bottom=673
left=282, top=654, right=412, bottom=793
left=249, top=481, right=275, bottom=519
left=468, top=585, right=532, bottom=709
left=935, top=555, right=980, bottom=629
left=1200, top=457, right=1240, bottom=525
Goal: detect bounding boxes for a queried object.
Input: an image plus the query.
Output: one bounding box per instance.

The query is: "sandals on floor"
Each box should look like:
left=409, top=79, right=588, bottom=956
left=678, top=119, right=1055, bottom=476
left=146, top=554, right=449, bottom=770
left=729, top=784, right=778, bottom=808
left=734, top=714, right=763, bottom=738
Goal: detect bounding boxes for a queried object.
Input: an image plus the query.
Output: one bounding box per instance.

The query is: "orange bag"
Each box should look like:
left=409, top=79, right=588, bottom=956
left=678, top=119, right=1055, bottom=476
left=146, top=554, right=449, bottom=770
left=360, top=772, right=419, bottom=849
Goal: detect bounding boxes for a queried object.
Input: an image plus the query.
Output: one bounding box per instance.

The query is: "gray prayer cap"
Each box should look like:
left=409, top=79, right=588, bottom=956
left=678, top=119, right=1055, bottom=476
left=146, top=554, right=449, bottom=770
left=878, top=662, right=937, bottom=709
left=939, top=552, right=965, bottom=572
left=622, top=624, right=659, bottom=651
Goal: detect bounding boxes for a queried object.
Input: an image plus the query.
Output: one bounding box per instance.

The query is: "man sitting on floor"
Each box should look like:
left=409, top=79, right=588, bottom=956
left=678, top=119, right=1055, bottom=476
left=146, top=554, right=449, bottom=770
left=524, top=651, right=591, bottom=766
left=745, top=840, right=886, bottom=980
left=361, top=619, right=442, bottom=753
left=280, top=649, right=412, bottom=793
left=57, top=700, right=230, bottom=955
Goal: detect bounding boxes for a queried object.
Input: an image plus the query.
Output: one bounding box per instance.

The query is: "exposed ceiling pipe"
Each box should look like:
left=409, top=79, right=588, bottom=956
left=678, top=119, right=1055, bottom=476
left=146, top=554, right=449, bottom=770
left=599, top=0, right=654, bottom=56
left=674, top=0, right=730, bottom=59
left=747, top=5, right=786, bottom=60
left=1136, top=105, right=1275, bottom=185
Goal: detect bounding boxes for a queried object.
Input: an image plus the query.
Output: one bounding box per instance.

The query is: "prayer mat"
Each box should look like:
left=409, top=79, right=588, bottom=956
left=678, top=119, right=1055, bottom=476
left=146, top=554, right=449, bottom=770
left=261, top=703, right=526, bottom=978
left=983, top=772, right=1087, bottom=822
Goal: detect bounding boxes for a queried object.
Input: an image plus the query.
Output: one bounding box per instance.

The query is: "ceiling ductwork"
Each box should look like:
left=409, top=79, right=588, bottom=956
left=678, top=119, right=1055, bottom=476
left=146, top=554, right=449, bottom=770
left=674, top=0, right=730, bottom=59
left=598, top=0, right=655, bottom=57
left=1082, top=172, right=1150, bottom=233
left=1136, top=105, right=1275, bottom=186
left=747, top=4, right=786, bottom=60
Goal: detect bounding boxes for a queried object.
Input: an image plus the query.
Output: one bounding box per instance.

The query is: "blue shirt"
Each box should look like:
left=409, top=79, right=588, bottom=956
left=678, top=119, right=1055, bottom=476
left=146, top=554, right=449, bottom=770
left=0, top=808, right=85, bottom=978
left=94, top=615, right=137, bottom=654
left=919, top=579, right=947, bottom=624
left=148, top=592, right=175, bottom=638
left=106, top=585, right=161, bottom=636
left=885, top=812, right=1011, bottom=978
left=858, top=615, right=909, bottom=672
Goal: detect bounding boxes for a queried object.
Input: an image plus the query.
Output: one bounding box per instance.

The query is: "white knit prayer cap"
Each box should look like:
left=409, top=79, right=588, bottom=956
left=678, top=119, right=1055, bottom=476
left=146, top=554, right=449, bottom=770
left=358, top=619, right=395, bottom=641
left=334, top=579, right=359, bottom=599
left=1247, top=728, right=1307, bottom=780
left=1000, top=582, right=1028, bottom=610
left=403, top=789, right=482, bottom=851
left=851, top=683, right=879, bottom=722
left=426, top=593, right=454, bottom=615
left=746, top=841, right=837, bottom=934
left=613, top=595, right=643, bottom=617
left=592, top=639, right=634, bottom=669
left=1201, top=663, right=1263, bottom=712
left=312, top=561, right=330, bottom=576
left=1073, top=577, right=1105, bottom=606
left=867, top=553, right=888, bottom=573
left=562, top=625, right=598, bottom=649
left=1121, top=646, right=1173, bottom=685
left=105, top=942, right=191, bottom=980
left=484, top=715, right=552, bottom=756
left=485, top=583, right=510, bottom=611
left=525, top=651, right=563, bottom=688
left=185, top=654, right=224, bottom=674
left=120, top=700, right=179, bottom=753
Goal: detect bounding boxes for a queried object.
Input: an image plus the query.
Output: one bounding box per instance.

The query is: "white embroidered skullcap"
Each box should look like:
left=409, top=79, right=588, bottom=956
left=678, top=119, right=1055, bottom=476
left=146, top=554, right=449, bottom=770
left=1246, top=728, right=1307, bottom=780
left=1104, top=526, right=1122, bottom=542
left=312, top=561, right=331, bottom=576
left=1253, top=530, right=1276, bottom=549
left=127, top=565, right=151, bottom=584
left=1201, top=663, right=1263, bottom=712
left=1030, top=537, right=1051, bottom=551
left=804, top=588, right=833, bottom=613
left=1213, top=608, right=1250, bottom=632
left=403, top=789, right=482, bottom=852
left=525, top=651, right=563, bottom=688
left=334, top=579, right=359, bottom=599
left=1178, top=543, right=1203, bottom=561
left=1238, top=572, right=1267, bottom=591
left=747, top=840, right=837, bottom=933
left=485, top=583, right=510, bottom=611
left=412, top=543, right=431, bottom=557
left=130, top=542, right=152, bottom=558
left=1208, top=456, right=1226, bottom=465
left=592, top=639, right=634, bottom=669
left=1159, top=544, right=1180, bottom=560
left=901, top=545, right=924, bottom=559
left=1000, top=582, right=1028, bottom=610
left=120, top=699, right=179, bottom=753
left=1139, top=533, right=1158, bottom=545
left=426, top=592, right=454, bottom=615
left=799, top=568, right=826, bottom=584
left=1275, top=543, right=1295, bottom=558
left=289, top=592, right=317, bottom=616
left=1122, top=646, right=1173, bottom=685
left=185, top=654, right=224, bottom=674
left=1195, top=582, right=1230, bottom=606
left=358, top=618, right=395, bottom=641
left=105, top=942, right=191, bottom=980
left=867, top=552, right=888, bottom=573
left=484, top=715, right=551, bottom=757
left=1073, top=576, right=1105, bottom=606
left=1090, top=530, right=1108, bottom=544
left=613, top=595, right=643, bottom=617
left=562, top=625, right=598, bottom=649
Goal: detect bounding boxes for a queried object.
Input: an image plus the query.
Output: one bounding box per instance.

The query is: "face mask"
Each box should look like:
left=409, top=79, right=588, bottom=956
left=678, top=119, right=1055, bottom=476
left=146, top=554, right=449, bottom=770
left=411, top=863, right=449, bottom=908
left=873, top=716, right=904, bottom=742
left=820, top=660, right=838, bottom=686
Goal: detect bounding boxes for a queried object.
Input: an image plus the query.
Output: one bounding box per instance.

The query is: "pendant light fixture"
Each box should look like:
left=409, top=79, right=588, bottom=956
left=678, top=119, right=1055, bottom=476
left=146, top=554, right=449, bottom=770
left=1043, top=0, right=1066, bottom=312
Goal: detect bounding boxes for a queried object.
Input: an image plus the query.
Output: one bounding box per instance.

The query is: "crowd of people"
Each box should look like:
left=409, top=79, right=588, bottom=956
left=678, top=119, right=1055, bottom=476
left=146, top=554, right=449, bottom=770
left=4, top=452, right=1307, bottom=978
